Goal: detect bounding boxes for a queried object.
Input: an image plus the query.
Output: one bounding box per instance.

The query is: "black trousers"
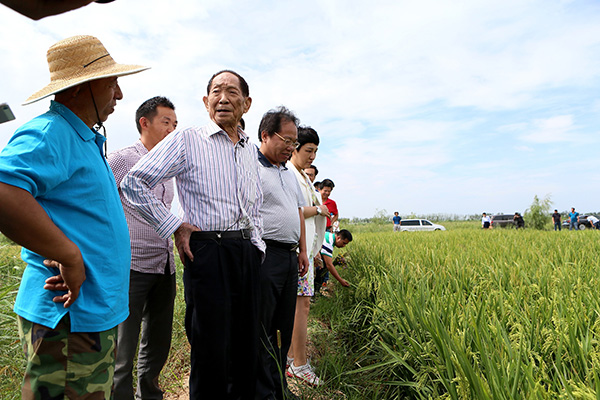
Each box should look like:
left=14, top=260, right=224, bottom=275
left=184, top=235, right=262, bottom=400
left=114, top=267, right=176, bottom=400
left=255, top=246, right=299, bottom=400
left=314, top=264, right=328, bottom=294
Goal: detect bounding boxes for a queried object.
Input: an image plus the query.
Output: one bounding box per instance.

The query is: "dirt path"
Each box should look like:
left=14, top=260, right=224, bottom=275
left=164, top=379, right=189, bottom=400
left=164, top=289, right=345, bottom=399
left=164, top=374, right=307, bottom=400
left=163, top=322, right=343, bottom=400
left=163, top=353, right=317, bottom=400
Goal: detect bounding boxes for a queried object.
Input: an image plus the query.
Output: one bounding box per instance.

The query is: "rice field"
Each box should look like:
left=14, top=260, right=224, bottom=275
left=311, top=222, right=600, bottom=399
left=2, top=223, right=600, bottom=399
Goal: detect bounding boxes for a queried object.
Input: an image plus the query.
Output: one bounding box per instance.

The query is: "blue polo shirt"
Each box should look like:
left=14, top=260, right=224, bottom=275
left=0, top=101, right=131, bottom=332
left=569, top=212, right=579, bottom=222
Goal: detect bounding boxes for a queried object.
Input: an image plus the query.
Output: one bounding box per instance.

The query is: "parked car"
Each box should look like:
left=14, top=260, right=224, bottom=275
left=562, top=215, right=593, bottom=230
left=400, top=219, right=446, bottom=232
left=491, top=214, right=515, bottom=229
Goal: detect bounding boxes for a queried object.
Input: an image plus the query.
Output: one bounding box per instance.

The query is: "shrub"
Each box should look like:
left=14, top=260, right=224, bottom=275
left=524, top=194, right=553, bottom=230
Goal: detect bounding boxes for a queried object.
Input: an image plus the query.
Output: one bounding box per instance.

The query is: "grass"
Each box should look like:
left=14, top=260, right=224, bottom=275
left=159, top=258, right=190, bottom=395
left=0, top=235, right=24, bottom=400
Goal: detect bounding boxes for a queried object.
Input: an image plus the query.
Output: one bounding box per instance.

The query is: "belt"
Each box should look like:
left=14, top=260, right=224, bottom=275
left=264, top=239, right=299, bottom=252
left=191, top=229, right=252, bottom=241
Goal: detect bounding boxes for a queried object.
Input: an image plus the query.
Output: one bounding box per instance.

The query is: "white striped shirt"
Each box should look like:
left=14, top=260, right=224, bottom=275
left=121, top=121, right=265, bottom=253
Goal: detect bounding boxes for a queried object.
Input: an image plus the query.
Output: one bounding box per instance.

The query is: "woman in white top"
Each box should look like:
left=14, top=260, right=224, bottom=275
left=286, top=126, right=327, bottom=386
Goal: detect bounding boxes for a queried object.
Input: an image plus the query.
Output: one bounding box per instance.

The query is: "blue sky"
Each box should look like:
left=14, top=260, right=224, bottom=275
left=1, top=0, right=599, bottom=218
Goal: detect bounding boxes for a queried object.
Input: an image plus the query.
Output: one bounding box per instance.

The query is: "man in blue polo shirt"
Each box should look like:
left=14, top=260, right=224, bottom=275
left=0, top=35, right=147, bottom=399
left=393, top=211, right=402, bottom=232
left=568, top=207, right=580, bottom=230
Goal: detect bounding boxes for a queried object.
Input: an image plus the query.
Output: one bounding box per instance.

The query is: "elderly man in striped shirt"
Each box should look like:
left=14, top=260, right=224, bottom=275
left=121, top=70, right=264, bottom=400
left=255, top=106, right=309, bottom=400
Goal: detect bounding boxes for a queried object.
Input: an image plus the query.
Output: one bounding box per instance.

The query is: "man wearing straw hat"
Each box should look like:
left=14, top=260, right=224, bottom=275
left=0, top=35, right=147, bottom=399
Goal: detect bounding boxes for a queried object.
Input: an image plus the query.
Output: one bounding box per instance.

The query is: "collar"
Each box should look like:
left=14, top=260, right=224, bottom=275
left=134, top=139, right=149, bottom=155
left=51, top=100, right=97, bottom=142
left=287, top=161, right=309, bottom=183
left=207, top=120, right=249, bottom=145
left=288, top=161, right=321, bottom=205
left=258, top=150, right=288, bottom=169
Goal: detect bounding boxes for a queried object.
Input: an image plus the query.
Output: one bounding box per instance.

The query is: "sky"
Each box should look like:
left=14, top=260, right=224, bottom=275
left=1, top=0, right=600, bottom=219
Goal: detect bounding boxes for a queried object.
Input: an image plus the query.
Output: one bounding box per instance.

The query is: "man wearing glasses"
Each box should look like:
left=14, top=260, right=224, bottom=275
left=256, top=106, right=309, bottom=400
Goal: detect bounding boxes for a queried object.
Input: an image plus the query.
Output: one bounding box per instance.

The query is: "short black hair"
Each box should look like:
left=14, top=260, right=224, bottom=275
left=297, top=126, right=319, bottom=149
left=321, top=178, right=335, bottom=189
left=313, top=181, right=322, bottom=190
left=207, top=70, right=249, bottom=97
left=239, top=117, right=246, bottom=130
left=258, top=106, right=299, bottom=142
left=337, top=229, right=353, bottom=242
left=305, top=164, right=318, bottom=177
left=135, top=96, right=175, bottom=134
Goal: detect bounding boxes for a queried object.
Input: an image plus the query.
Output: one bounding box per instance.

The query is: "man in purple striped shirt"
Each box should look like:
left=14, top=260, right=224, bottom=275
left=108, top=96, right=178, bottom=400
left=121, top=70, right=264, bottom=400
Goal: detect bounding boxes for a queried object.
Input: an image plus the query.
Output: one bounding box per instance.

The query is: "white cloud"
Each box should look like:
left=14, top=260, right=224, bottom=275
left=520, top=115, right=575, bottom=143
left=514, top=145, right=534, bottom=152
left=2, top=0, right=600, bottom=217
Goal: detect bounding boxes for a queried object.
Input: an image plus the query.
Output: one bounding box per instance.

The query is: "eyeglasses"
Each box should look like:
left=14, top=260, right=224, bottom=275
left=274, top=132, right=300, bottom=148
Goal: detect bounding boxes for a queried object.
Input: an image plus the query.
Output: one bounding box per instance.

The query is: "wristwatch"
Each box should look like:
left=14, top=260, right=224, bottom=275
left=316, top=206, right=322, bottom=215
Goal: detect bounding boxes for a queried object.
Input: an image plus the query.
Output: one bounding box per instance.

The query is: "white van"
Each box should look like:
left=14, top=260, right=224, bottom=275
left=400, top=219, right=446, bottom=232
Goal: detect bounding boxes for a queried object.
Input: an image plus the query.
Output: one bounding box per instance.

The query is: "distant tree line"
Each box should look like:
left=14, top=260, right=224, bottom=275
left=341, top=200, right=600, bottom=228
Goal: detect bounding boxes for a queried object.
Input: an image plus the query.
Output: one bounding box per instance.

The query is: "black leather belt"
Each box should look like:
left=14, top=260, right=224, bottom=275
left=264, top=239, right=299, bottom=252
left=191, top=229, right=252, bottom=241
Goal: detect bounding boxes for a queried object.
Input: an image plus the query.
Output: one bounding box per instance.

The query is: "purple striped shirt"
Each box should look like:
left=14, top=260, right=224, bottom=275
left=108, top=141, right=175, bottom=275
left=121, top=121, right=265, bottom=253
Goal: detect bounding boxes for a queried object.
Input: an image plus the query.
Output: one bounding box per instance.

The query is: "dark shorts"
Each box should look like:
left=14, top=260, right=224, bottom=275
left=18, top=315, right=117, bottom=400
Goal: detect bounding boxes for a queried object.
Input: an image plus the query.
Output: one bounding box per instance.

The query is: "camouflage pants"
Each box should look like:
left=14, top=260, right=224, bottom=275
left=18, top=315, right=117, bottom=400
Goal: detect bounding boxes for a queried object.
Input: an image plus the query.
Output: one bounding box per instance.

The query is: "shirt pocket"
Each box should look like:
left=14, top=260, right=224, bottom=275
left=238, top=167, right=257, bottom=206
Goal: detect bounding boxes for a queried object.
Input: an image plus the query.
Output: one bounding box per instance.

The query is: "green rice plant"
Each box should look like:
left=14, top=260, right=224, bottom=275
left=313, top=228, right=600, bottom=399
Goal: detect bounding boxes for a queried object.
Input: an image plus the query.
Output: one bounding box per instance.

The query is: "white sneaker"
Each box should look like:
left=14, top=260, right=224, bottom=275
left=286, top=356, right=294, bottom=370
left=286, top=362, right=323, bottom=386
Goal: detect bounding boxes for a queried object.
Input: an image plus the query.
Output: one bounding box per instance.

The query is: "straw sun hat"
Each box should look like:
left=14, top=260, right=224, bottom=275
left=23, top=35, right=149, bottom=105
